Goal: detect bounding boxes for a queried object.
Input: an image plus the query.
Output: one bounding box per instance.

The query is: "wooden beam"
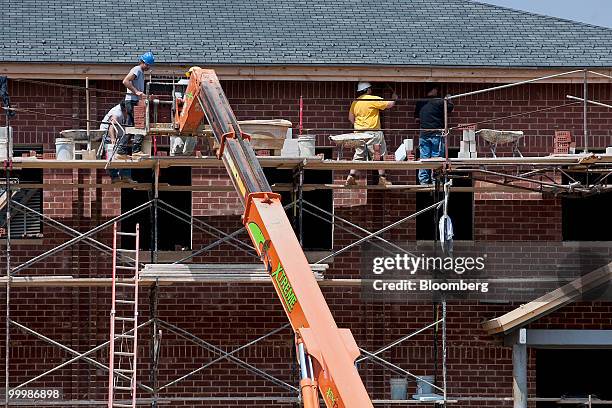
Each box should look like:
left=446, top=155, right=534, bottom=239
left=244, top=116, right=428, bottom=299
left=482, top=260, right=612, bottom=335
left=2, top=63, right=611, bottom=83
left=11, top=154, right=612, bottom=172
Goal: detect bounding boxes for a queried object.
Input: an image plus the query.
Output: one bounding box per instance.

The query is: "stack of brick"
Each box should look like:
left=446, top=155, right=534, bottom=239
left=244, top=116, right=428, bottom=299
left=133, top=99, right=147, bottom=129
left=553, top=131, right=572, bottom=154
left=459, top=128, right=477, bottom=158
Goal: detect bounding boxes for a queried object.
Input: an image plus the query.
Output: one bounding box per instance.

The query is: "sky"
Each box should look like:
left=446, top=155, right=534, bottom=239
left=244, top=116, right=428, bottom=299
left=476, top=0, right=612, bottom=28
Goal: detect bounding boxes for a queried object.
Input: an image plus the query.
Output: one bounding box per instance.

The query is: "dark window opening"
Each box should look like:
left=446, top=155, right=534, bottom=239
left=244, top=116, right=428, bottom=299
left=416, top=148, right=473, bottom=240
left=121, top=166, right=191, bottom=251
left=0, top=145, right=43, bottom=239
left=536, top=349, right=612, bottom=407
left=263, top=147, right=333, bottom=251
left=562, top=158, right=612, bottom=241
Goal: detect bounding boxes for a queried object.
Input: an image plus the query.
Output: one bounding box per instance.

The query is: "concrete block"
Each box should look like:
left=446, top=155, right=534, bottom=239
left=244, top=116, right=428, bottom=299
left=469, top=141, right=477, bottom=152
left=463, top=129, right=476, bottom=142
left=470, top=151, right=478, bottom=158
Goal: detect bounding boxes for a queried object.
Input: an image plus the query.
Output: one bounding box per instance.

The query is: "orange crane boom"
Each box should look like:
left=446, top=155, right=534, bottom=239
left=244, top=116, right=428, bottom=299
left=175, top=68, right=373, bottom=408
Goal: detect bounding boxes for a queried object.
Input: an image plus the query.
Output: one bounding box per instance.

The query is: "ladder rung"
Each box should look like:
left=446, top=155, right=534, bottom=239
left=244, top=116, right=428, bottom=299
left=116, top=334, right=134, bottom=339
left=116, top=265, right=136, bottom=270
left=116, top=282, right=136, bottom=287
left=116, top=232, right=137, bottom=237
left=115, top=317, right=135, bottom=322
left=113, top=385, right=132, bottom=391
left=114, top=368, right=134, bottom=373
left=113, top=404, right=133, bottom=408
left=117, top=248, right=136, bottom=253
left=114, top=351, right=134, bottom=356
left=115, top=299, right=135, bottom=304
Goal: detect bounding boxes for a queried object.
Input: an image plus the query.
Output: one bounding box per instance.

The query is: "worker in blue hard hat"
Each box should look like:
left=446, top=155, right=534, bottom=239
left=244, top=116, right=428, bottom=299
left=121, top=51, right=155, bottom=157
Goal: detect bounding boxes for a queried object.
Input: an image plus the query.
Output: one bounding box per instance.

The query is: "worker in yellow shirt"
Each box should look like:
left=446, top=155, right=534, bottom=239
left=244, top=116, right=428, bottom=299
left=346, top=82, right=397, bottom=186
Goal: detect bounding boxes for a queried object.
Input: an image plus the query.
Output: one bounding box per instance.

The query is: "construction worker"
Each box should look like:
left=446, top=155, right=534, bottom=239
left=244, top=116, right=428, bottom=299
left=345, top=82, right=398, bottom=186
left=99, top=101, right=135, bottom=183
left=414, top=84, right=454, bottom=185
left=121, top=51, right=155, bottom=157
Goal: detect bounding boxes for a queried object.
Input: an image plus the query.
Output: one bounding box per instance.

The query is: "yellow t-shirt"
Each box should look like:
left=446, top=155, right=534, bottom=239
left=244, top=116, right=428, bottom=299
left=350, top=95, right=391, bottom=130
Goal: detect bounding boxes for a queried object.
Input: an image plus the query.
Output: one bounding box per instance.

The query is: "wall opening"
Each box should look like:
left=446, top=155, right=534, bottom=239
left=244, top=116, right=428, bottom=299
left=263, top=147, right=333, bottom=251
left=0, top=145, right=43, bottom=239
left=121, top=166, right=192, bottom=251
left=562, top=155, right=612, bottom=241
left=536, top=348, right=612, bottom=407
left=416, top=148, right=473, bottom=240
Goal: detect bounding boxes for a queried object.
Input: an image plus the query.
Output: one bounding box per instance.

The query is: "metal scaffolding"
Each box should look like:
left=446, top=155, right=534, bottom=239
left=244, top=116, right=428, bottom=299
left=0, top=165, right=451, bottom=406
left=1, top=68, right=611, bottom=407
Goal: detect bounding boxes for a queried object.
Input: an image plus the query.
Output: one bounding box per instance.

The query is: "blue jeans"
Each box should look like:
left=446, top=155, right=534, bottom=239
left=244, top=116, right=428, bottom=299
left=418, top=132, right=444, bottom=184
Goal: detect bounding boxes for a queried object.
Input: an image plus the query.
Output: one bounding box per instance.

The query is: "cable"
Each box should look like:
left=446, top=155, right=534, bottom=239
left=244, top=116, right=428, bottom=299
left=449, top=101, right=581, bottom=130
left=2, top=106, right=108, bottom=126
left=11, top=78, right=127, bottom=97
left=10, top=78, right=173, bottom=101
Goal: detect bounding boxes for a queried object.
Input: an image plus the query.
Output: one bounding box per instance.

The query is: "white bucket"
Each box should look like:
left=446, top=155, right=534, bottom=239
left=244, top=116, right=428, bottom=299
left=0, top=127, right=13, bottom=160
left=297, top=135, right=316, bottom=157
left=390, top=378, right=408, bottom=400
left=55, top=138, right=74, bottom=160
left=606, top=147, right=612, bottom=155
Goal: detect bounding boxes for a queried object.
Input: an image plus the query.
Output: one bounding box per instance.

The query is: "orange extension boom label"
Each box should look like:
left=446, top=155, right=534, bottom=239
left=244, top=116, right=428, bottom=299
left=248, top=221, right=298, bottom=313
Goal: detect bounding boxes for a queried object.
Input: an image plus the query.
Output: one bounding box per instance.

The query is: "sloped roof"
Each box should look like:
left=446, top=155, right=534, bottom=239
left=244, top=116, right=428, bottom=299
left=1, top=0, right=611, bottom=67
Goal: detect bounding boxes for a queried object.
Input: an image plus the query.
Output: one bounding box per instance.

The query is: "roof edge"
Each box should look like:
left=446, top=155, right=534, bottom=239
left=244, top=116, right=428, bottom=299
left=2, top=63, right=612, bottom=83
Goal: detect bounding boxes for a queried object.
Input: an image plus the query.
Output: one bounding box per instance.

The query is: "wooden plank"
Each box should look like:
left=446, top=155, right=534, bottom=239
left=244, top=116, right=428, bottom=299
left=482, top=260, right=612, bottom=335
left=3, top=63, right=612, bottom=83
left=271, top=183, right=527, bottom=193
left=10, top=154, right=611, bottom=172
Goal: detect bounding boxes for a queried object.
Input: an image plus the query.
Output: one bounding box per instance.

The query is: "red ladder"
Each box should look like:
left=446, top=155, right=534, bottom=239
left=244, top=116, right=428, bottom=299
left=108, top=223, right=140, bottom=408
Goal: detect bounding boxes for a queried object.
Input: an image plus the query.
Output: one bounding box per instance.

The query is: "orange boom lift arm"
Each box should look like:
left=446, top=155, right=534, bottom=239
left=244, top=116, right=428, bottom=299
left=176, top=68, right=373, bottom=408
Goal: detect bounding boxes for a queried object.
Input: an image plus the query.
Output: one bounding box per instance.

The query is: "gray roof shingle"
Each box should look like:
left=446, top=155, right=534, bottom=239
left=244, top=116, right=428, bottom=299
left=1, top=0, right=612, bottom=67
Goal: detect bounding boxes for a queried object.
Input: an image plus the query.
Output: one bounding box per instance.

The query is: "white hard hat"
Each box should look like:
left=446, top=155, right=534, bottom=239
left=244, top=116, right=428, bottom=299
left=357, top=82, right=372, bottom=92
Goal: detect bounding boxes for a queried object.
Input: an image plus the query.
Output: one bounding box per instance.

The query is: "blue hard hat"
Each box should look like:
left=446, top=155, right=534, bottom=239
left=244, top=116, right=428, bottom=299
left=140, top=51, right=155, bottom=65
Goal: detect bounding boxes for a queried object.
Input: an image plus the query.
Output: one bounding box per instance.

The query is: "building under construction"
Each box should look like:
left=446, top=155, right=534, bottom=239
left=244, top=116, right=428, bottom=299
left=1, top=0, right=612, bottom=407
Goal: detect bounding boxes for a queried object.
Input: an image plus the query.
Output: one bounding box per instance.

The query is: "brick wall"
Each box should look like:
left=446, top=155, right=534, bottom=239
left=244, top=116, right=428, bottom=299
left=0, top=77, right=611, bottom=405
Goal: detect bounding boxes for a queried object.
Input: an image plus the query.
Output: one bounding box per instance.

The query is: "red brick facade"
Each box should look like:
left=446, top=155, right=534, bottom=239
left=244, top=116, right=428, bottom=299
left=0, top=78, right=611, bottom=406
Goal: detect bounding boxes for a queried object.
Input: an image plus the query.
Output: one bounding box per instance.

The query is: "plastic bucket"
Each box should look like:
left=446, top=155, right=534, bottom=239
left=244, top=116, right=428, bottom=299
left=390, top=378, right=408, bottom=400
left=297, top=136, right=316, bottom=157
left=55, top=138, right=74, bottom=160
left=0, top=127, right=13, bottom=160
left=415, top=375, right=435, bottom=395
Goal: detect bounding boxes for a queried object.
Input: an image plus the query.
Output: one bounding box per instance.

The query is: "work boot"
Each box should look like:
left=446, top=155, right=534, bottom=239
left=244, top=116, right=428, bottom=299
left=345, top=175, right=357, bottom=186
left=131, top=151, right=150, bottom=159
left=378, top=176, right=392, bottom=187
left=120, top=176, right=137, bottom=184
left=114, top=153, right=130, bottom=160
